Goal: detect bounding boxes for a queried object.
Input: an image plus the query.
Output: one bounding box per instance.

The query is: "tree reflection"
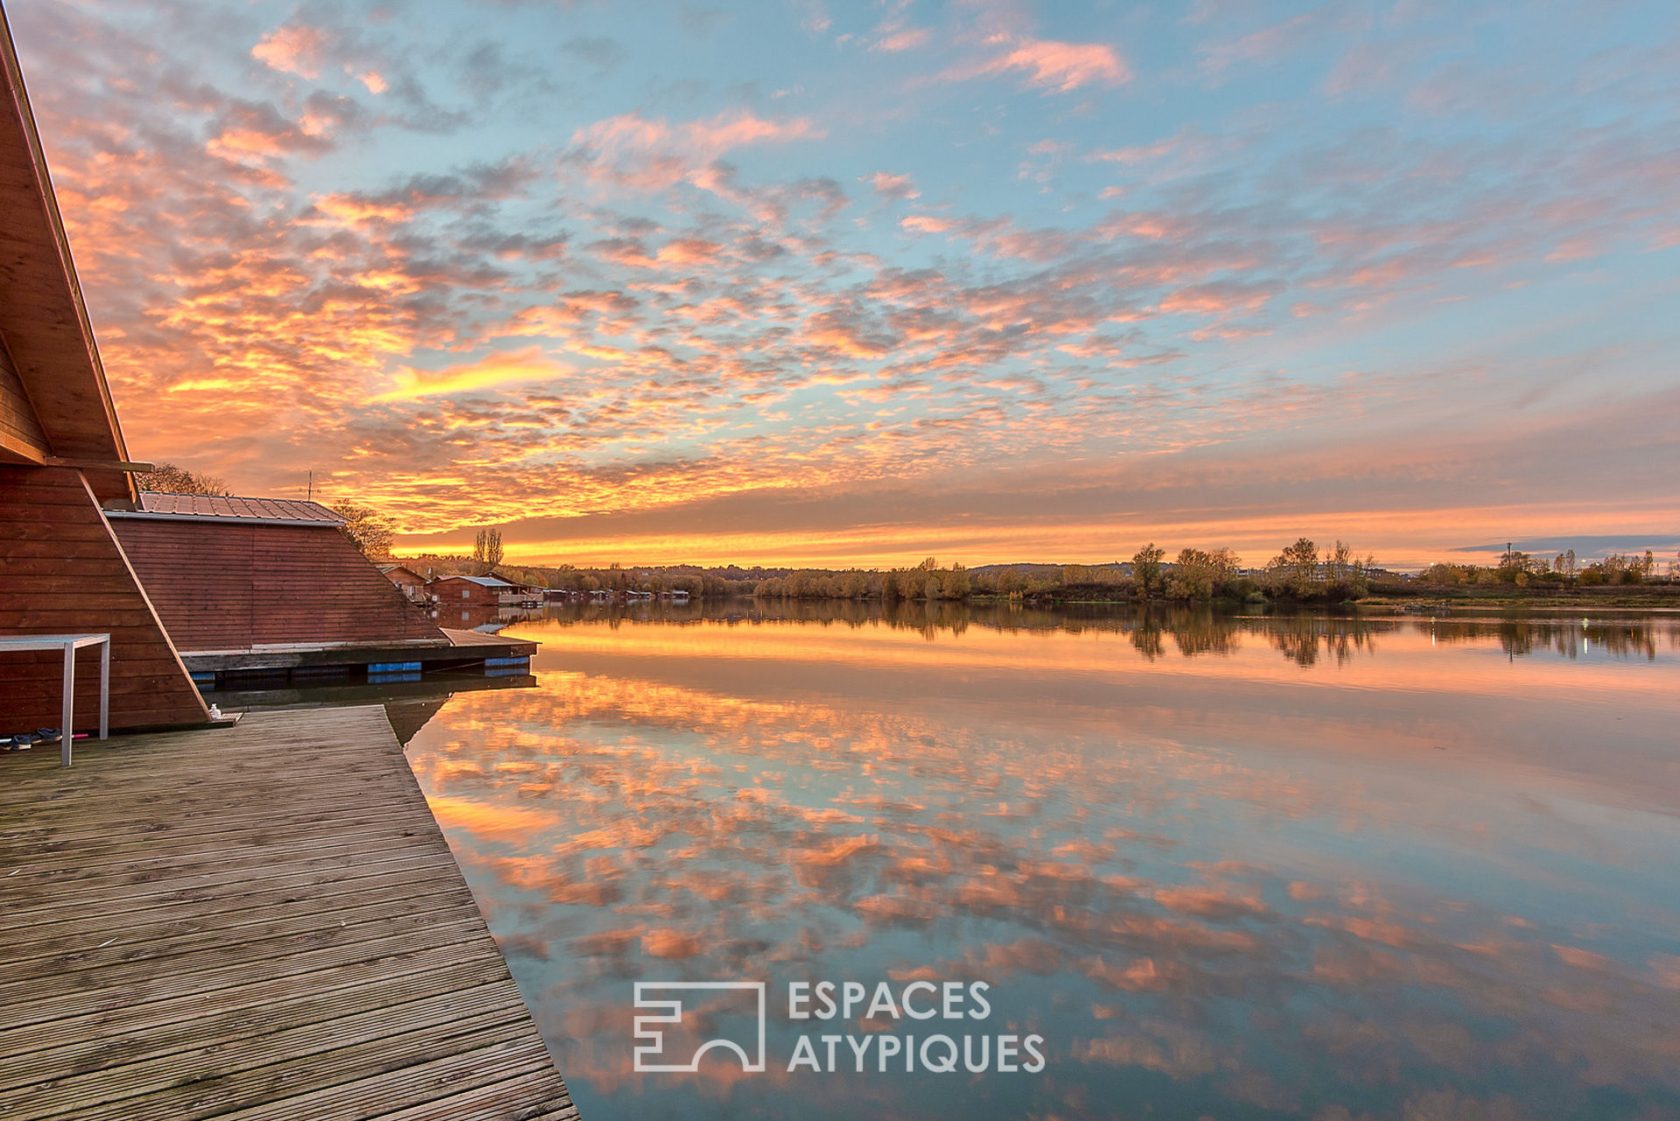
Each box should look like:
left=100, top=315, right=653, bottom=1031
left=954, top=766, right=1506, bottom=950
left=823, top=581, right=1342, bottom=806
left=530, top=601, right=1680, bottom=667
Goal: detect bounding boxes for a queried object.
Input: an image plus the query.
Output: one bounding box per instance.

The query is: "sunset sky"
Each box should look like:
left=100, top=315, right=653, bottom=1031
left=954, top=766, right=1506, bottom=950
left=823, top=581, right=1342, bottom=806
left=11, top=0, right=1679, bottom=568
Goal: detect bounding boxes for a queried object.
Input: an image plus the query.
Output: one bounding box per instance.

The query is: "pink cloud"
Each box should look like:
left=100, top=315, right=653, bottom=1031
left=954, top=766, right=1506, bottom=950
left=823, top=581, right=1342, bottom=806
left=865, top=171, right=919, bottom=200
left=573, top=110, right=821, bottom=154
left=656, top=238, right=724, bottom=267
left=900, top=214, right=953, bottom=234
left=958, top=38, right=1131, bottom=93
left=251, top=24, right=330, bottom=79
left=873, top=27, right=932, bottom=53
left=567, top=110, right=824, bottom=192
left=1159, top=281, right=1279, bottom=316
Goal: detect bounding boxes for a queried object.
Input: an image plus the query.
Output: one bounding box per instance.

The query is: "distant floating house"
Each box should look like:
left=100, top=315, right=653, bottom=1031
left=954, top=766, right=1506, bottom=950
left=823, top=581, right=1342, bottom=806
left=378, top=562, right=431, bottom=602
left=108, top=495, right=446, bottom=656
left=430, top=574, right=517, bottom=608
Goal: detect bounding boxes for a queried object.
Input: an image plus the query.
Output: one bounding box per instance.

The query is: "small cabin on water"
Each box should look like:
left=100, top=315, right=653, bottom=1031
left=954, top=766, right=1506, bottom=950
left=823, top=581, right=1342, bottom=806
left=108, top=495, right=446, bottom=656
left=379, top=563, right=431, bottom=602
left=430, top=574, right=516, bottom=607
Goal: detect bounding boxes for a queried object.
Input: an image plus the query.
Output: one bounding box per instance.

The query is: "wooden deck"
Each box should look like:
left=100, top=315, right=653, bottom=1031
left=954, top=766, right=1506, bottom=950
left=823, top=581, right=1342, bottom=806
left=438, top=629, right=537, bottom=653
left=177, top=630, right=535, bottom=678
left=0, top=706, right=578, bottom=1120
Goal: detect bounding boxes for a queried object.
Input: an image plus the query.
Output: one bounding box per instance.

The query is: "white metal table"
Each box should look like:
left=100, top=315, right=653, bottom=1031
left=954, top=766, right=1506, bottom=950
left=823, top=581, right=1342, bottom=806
left=0, top=633, right=111, bottom=766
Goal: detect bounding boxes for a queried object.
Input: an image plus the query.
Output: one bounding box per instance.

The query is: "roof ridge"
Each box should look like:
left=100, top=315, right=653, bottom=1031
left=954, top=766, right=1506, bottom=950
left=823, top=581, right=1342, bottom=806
left=139, top=489, right=334, bottom=506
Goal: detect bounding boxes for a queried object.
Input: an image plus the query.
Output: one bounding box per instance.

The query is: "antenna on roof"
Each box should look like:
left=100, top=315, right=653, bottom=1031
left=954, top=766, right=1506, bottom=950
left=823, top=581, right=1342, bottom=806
left=307, top=471, right=313, bottom=502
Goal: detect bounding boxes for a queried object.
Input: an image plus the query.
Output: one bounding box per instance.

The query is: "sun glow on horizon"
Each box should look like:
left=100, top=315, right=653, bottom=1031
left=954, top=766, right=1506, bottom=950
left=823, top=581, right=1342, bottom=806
left=9, top=0, right=1677, bottom=556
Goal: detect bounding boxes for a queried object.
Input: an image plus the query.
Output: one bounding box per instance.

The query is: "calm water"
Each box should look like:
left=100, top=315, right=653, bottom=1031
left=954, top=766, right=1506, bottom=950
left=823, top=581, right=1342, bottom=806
left=401, top=604, right=1680, bottom=1121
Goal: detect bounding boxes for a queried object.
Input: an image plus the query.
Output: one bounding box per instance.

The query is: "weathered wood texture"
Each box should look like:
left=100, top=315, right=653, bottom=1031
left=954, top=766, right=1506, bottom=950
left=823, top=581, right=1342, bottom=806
left=430, top=578, right=505, bottom=608
left=111, top=519, right=446, bottom=654
left=0, top=465, right=210, bottom=732
left=0, top=6, right=131, bottom=501
left=439, top=628, right=538, bottom=653
left=0, top=335, right=48, bottom=463
left=0, top=705, right=578, bottom=1121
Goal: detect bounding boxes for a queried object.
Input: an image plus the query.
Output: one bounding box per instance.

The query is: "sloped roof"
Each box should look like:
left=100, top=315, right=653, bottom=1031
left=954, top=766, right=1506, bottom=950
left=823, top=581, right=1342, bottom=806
left=0, top=7, right=132, bottom=501
left=103, top=492, right=347, bottom=527
left=434, top=574, right=515, bottom=588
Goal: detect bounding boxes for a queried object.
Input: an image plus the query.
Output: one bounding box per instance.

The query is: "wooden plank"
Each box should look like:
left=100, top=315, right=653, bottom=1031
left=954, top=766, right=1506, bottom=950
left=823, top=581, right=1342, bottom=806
left=0, top=706, right=576, bottom=1120
left=3, top=881, right=474, bottom=968
left=4, top=985, right=529, bottom=1121
left=0, top=964, right=511, bottom=1093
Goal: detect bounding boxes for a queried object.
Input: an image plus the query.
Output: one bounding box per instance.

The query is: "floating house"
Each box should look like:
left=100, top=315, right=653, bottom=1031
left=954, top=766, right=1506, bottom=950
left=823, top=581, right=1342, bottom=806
left=378, top=562, right=431, bottom=601
left=0, top=34, right=210, bottom=733
left=108, top=494, right=445, bottom=653
left=108, top=500, right=539, bottom=688
left=430, top=573, right=517, bottom=607
left=0, top=22, right=532, bottom=726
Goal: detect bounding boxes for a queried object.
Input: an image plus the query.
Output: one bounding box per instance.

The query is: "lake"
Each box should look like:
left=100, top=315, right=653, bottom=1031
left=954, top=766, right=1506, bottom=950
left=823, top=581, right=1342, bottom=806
left=399, top=604, right=1680, bottom=1120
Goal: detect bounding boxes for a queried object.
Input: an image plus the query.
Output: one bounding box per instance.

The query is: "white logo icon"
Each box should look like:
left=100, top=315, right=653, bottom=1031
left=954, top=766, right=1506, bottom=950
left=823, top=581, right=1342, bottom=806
left=633, top=981, right=767, bottom=1072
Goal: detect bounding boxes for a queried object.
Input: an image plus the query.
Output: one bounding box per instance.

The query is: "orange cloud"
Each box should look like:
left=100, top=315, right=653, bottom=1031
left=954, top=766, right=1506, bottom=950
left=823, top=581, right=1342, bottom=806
left=900, top=214, right=953, bottom=234
left=372, top=349, right=574, bottom=402
left=251, top=23, right=330, bottom=79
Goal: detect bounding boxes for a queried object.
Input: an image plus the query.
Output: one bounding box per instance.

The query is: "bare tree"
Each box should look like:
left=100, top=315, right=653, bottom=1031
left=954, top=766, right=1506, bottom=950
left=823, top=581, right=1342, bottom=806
left=331, top=502, right=395, bottom=559
left=473, top=528, right=504, bottom=575
left=135, top=462, right=229, bottom=495
left=1132, top=542, right=1165, bottom=597
left=1269, top=538, right=1320, bottom=597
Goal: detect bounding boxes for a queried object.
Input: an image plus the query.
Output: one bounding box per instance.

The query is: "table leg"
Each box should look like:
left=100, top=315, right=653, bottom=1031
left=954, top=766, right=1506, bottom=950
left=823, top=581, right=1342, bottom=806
left=99, top=640, right=110, bottom=739
left=61, top=644, right=75, bottom=768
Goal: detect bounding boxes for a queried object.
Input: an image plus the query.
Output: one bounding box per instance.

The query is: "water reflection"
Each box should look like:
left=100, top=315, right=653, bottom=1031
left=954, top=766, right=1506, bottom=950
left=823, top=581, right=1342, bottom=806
left=405, top=606, right=1680, bottom=1120
left=533, top=599, right=1680, bottom=663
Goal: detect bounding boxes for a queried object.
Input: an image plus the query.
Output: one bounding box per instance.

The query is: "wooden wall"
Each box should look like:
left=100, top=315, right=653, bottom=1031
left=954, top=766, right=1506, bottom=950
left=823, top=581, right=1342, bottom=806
left=0, top=466, right=211, bottom=732
left=0, top=339, right=48, bottom=463
left=112, top=519, right=445, bottom=652
left=432, top=579, right=502, bottom=607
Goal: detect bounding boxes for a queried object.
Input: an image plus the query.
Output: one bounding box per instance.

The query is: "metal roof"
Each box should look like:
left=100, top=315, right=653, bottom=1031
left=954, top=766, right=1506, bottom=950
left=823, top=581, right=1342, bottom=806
left=434, top=574, right=516, bottom=588
left=105, top=492, right=347, bottom=527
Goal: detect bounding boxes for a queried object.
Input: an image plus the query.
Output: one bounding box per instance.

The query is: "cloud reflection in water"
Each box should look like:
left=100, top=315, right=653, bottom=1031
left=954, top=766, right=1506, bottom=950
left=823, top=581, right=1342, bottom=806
left=405, top=606, right=1680, bottom=1120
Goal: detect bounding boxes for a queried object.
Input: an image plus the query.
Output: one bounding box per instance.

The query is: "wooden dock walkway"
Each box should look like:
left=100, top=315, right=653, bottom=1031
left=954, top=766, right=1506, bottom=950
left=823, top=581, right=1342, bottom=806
left=0, top=706, right=578, bottom=1120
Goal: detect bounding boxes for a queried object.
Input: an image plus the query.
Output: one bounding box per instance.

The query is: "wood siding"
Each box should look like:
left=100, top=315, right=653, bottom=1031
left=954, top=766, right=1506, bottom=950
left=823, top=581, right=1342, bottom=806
left=0, top=340, right=47, bottom=463
left=431, top=578, right=502, bottom=607
left=0, top=466, right=210, bottom=732
left=385, top=568, right=427, bottom=590
left=111, top=519, right=445, bottom=653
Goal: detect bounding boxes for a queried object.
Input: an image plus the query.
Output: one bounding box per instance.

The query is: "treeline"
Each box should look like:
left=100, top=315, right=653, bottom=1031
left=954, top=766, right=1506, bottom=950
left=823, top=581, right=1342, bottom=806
left=396, top=556, right=749, bottom=598
left=1047, top=539, right=1377, bottom=605
left=750, top=540, right=1379, bottom=605
left=388, top=541, right=1677, bottom=605
left=1421, top=549, right=1675, bottom=588
left=754, top=558, right=972, bottom=601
